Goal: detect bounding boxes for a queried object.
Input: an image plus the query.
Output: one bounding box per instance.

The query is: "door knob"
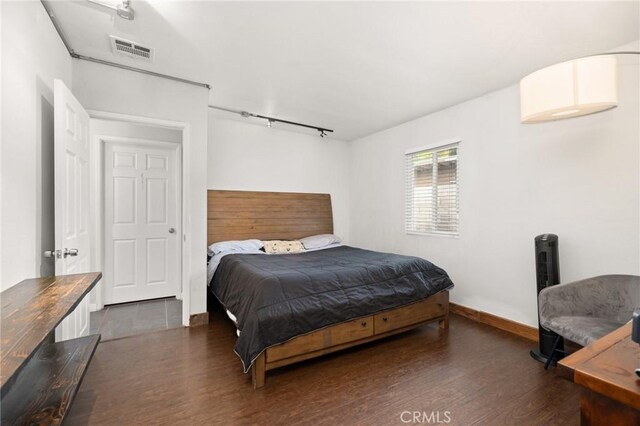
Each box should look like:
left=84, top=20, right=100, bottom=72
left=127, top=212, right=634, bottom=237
left=63, top=248, right=79, bottom=258
left=169, top=228, right=176, bottom=234
left=44, top=250, right=61, bottom=259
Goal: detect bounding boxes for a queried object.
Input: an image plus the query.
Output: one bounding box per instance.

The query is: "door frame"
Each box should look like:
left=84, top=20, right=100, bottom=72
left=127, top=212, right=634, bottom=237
left=102, top=138, right=182, bottom=306
left=88, top=110, right=191, bottom=327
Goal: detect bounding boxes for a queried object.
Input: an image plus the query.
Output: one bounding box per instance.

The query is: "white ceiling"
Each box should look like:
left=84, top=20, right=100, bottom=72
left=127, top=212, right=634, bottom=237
left=47, top=1, right=639, bottom=140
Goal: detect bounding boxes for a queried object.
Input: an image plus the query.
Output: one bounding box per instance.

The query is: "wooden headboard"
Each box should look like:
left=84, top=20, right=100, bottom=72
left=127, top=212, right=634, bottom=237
left=207, top=190, right=333, bottom=245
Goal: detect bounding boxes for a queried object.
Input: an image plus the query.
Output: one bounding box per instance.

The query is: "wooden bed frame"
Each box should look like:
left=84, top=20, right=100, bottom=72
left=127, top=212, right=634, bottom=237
left=207, top=190, right=450, bottom=388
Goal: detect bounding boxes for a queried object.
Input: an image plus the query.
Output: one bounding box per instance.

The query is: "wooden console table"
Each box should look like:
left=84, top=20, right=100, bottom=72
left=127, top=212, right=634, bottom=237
left=1, top=273, right=102, bottom=425
left=558, top=322, right=640, bottom=425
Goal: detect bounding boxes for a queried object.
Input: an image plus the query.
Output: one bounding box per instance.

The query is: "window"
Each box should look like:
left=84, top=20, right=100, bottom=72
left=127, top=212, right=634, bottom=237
left=405, top=141, right=459, bottom=236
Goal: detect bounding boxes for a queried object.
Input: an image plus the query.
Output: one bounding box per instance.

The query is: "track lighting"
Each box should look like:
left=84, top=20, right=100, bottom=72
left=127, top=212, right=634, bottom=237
left=209, top=105, right=334, bottom=138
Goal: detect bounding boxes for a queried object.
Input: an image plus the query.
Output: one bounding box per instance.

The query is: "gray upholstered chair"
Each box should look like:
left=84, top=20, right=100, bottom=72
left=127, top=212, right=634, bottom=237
left=538, top=274, right=640, bottom=367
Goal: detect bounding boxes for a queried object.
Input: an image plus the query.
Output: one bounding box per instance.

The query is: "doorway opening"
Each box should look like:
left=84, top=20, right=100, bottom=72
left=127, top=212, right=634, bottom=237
left=87, top=112, right=190, bottom=333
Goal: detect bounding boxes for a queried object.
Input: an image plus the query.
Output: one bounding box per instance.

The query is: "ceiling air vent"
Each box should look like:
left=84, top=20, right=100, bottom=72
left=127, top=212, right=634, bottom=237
left=109, top=36, right=154, bottom=62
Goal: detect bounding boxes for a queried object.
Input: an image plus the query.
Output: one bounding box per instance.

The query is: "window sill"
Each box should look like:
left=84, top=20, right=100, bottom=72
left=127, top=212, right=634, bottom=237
left=406, top=231, right=459, bottom=239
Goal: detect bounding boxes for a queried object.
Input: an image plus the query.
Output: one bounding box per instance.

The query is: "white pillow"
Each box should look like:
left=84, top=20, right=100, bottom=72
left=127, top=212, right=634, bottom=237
left=208, top=239, right=263, bottom=255
left=299, top=234, right=342, bottom=250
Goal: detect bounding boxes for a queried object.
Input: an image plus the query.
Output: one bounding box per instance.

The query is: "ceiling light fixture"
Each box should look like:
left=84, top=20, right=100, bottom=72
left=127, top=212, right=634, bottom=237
left=520, top=51, right=639, bottom=123
left=209, top=105, right=334, bottom=138
left=87, top=0, right=135, bottom=21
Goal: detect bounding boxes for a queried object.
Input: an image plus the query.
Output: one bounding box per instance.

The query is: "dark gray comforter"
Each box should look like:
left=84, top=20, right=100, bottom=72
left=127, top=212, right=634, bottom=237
left=209, top=246, right=454, bottom=371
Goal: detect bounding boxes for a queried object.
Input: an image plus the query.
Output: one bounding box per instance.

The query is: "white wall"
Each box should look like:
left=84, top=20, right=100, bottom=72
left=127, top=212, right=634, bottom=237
left=208, top=116, right=351, bottom=242
left=349, top=46, right=640, bottom=327
left=0, top=1, right=73, bottom=290
left=91, top=119, right=182, bottom=144
left=72, top=60, right=209, bottom=320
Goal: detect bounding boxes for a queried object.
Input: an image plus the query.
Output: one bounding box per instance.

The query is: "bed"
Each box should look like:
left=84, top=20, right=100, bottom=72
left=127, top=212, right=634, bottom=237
left=207, top=190, right=453, bottom=388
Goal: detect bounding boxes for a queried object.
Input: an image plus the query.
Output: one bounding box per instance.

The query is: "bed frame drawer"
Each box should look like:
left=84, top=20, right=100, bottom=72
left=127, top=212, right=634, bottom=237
left=374, top=291, right=448, bottom=334
left=266, top=316, right=374, bottom=363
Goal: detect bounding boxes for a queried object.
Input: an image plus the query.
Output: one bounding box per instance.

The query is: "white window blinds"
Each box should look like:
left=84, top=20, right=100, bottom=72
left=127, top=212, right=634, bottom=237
left=405, top=143, right=459, bottom=236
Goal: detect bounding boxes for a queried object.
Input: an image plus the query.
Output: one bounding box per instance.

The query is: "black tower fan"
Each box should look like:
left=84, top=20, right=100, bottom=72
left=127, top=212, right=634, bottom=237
left=530, top=234, right=563, bottom=364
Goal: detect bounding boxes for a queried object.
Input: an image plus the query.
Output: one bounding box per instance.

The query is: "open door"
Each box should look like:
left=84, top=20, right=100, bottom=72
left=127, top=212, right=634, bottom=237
left=53, top=79, right=92, bottom=341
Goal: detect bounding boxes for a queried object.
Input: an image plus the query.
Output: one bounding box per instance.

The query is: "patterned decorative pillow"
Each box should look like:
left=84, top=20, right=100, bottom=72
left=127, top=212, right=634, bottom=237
left=262, top=240, right=306, bottom=255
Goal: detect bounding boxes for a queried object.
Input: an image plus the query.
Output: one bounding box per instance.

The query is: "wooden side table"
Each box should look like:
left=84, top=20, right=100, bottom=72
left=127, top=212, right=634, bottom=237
left=558, top=322, right=640, bottom=425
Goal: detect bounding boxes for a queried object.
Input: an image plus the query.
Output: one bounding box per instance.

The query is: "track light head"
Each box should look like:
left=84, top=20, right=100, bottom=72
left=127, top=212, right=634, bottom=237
left=87, top=0, right=135, bottom=20
left=267, top=119, right=273, bottom=128
left=116, top=0, right=134, bottom=20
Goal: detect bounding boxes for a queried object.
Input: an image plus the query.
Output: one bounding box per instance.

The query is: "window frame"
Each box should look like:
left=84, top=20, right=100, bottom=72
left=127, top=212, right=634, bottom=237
left=405, top=138, right=461, bottom=238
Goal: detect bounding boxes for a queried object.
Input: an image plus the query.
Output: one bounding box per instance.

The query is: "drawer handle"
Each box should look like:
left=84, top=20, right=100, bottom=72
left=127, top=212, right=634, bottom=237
left=383, top=317, right=388, bottom=322
left=361, top=321, right=367, bottom=327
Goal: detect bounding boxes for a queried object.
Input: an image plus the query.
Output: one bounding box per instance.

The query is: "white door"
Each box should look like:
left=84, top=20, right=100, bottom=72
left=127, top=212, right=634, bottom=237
left=104, top=142, right=180, bottom=304
left=53, top=80, right=91, bottom=341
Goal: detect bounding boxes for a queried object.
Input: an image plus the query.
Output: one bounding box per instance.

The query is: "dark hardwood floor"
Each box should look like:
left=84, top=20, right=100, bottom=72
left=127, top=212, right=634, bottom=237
left=66, top=311, right=579, bottom=425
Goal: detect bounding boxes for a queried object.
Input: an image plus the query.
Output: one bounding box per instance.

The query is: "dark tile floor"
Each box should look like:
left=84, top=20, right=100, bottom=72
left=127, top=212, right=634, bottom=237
left=90, top=298, right=183, bottom=341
